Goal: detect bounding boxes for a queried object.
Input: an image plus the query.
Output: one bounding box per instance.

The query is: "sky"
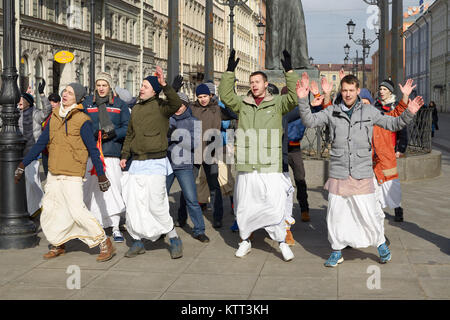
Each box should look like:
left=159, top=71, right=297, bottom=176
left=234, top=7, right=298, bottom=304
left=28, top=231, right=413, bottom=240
left=303, top=0, right=436, bottom=64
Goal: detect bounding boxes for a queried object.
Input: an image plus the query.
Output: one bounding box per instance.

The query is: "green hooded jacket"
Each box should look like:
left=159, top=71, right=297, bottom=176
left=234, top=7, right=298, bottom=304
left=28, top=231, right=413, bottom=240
left=218, top=71, right=299, bottom=173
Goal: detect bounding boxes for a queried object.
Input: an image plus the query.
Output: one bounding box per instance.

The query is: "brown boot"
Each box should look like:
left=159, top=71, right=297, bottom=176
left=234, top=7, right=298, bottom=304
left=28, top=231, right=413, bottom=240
left=285, top=230, right=295, bottom=246
left=301, top=210, right=310, bottom=222
left=43, top=244, right=65, bottom=260
left=97, top=238, right=116, bottom=262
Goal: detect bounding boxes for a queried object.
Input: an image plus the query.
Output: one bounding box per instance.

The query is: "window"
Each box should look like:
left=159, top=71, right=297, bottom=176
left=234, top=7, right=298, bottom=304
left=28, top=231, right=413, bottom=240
left=332, top=75, right=337, bottom=81
left=78, top=63, right=85, bottom=86
left=54, top=0, right=60, bottom=23
left=105, top=65, right=111, bottom=74
left=126, top=69, right=134, bottom=93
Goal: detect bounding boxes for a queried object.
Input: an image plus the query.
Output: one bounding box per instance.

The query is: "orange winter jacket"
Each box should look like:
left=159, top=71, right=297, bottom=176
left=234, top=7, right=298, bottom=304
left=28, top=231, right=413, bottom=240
left=372, top=99, right=408, bottom=184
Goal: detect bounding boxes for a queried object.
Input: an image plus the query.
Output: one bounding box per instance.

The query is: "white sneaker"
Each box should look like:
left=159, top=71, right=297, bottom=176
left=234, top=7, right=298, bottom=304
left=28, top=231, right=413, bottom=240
left=279, top=242, right=294, bottom=261
left=235, top=240, right=251, bottom=258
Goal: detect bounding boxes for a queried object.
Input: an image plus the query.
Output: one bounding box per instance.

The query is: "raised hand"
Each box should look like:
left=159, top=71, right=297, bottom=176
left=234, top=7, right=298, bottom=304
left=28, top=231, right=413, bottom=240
left=296, top=72, right=310, bottom=99
left=281, top=49, right=293, bottom=72
left=227, top=49, right=240, bottom=72
left=311, top=95, right=324, bottom=107
left=310, top=80, right=319, bottom=96
left=155, top=66, right=166, bottom=86
left=171, top=75, right=184, bottom=92
left=38, top=79, right=46, bottom=95
left=339, top=68, right=346, bottom=80
left=407, top=96, right=424, bottom=115
left=399, top=79, right=416, bottom=98
left=321, top=76, right=333, bottom=96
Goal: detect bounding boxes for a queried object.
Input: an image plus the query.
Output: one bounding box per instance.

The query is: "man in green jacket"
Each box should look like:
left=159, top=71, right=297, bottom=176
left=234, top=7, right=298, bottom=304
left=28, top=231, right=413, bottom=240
left=119, top=66, right=184, bottom=260
left=218, top=50, right=299, bottom=262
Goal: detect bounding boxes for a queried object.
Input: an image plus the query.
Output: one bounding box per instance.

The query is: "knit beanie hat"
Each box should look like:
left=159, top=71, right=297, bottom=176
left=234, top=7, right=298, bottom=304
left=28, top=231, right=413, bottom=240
left=21, top=93, right=34, bottom=106
left=115, top=86, right=133, bottom=104
left=196, top=83, right=211, bottom=96
left=359, top=88, right=374, bottom=104
left=379, top=79, right=395, bottom=93
left=144, top=76, right=162, bottom=94
left=48, top=93, right=61, bottom=103
left=96, top=72, right=113, bottom=88
left=67, top=82, right=87, bottom=104
left=205, top=81, right=216, bottom=95
left=177, top=92, right=190, bottom=106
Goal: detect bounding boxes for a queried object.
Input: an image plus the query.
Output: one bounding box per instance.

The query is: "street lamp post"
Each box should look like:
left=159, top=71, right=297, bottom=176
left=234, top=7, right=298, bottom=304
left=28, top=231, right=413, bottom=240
left=89, top=0, right=95, bottom=94
left=215, top=0, right=249, bottom=51
left=346, top=19, right=378, bottom=88
left=256, top=18, right=265, bottom=70
left=0, top=0, right=38, bottom=249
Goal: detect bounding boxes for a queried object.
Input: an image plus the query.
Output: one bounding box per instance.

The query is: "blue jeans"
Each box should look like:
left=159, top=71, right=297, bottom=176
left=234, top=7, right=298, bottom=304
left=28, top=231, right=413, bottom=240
left=179, top=163, right=224, bottom=223
left=166, top=169, right=206, bottom=236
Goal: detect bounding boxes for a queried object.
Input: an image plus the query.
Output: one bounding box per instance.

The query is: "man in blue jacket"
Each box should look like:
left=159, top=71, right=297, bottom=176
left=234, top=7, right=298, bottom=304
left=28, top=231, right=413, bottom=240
left=166, top=92, right=209, bottom=243
left=82, top=72, right=130, bottom=242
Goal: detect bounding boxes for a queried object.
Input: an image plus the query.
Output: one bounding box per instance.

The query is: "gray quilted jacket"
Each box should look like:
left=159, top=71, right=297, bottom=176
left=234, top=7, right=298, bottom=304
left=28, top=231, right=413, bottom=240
left=298, top=96, right=414, bottom=180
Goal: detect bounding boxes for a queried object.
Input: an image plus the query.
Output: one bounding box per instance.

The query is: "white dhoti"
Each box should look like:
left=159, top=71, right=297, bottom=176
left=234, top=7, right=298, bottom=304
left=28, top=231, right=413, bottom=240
left=121, top=158, right=174, bottom=242
left=234, top=171, right=294, bottom=242
left=83, top=157, right=126, bottom=228
left=25, top=160, right=44, bottom=216
left=327, top=192, right=386, bottom=251
left=283, top=172, right=295, bottom=227
left=41, top=173, right=106, bottom=248
left=374, top=178, right=402, bottom=209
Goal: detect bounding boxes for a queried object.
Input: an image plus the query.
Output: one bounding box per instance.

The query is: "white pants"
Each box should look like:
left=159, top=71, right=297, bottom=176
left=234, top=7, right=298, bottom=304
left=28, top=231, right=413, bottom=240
left=121, top=173, right=174, bottom=241
left=83, top=157, right=125, bottom=229
left=327, top=192, right=386, bottom=251
left=374, top=178, right=402, bottom=209
left=42, top=173, right=106, bottom=248
left=283, top=172, right=295, bottom=228
left=234, top=171, right=293, bottom=242
left=25, top=160, right=44, bottom=215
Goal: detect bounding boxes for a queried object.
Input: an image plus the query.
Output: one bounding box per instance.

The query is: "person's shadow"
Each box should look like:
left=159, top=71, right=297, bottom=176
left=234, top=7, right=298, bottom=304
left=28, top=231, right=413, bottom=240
left=384, top=212, right=450, bottom=255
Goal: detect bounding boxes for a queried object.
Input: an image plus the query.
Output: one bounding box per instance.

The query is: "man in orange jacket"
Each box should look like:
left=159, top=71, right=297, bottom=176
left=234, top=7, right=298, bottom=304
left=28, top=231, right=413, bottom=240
left=370, top=79, right=421, bottom=222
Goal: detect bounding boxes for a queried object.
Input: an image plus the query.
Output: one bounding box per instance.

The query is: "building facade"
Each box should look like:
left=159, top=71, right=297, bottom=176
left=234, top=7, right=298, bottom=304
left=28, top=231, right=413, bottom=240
left=314, top=63, right=373, bottom=97
left=0, top=1, right=266, bottom=100
left=0, top=0, right=155, bottom=98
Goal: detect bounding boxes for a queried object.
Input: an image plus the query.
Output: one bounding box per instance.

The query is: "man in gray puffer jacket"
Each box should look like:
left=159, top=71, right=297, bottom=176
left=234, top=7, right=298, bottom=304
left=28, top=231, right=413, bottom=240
left=297, top=73, right=424, bottom=268
left=18, top=81, right=52, bottom=217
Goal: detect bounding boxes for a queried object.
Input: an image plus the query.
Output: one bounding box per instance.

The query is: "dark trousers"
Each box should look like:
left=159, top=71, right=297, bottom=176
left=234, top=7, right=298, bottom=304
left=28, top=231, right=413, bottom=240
left=288, top=145, right=309, bottom=212
left=179, top=163, right=224, bottom=223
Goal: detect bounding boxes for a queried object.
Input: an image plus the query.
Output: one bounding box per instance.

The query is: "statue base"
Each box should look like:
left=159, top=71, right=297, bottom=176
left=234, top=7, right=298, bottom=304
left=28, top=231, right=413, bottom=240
left=264, top=69, right=320, bottom=91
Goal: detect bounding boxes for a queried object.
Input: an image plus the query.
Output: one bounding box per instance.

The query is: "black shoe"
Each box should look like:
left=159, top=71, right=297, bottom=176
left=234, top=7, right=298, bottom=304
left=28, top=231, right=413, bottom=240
left=213, top=220, right=222, bottom=229
left=193, top=234, right=210, bottom=243
left=175, top=220, right=186, bottom=227
left=394, top=207, right=404, bottom=222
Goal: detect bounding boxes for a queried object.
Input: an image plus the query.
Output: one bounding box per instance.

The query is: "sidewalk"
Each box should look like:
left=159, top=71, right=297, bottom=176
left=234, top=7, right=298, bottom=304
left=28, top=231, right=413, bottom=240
left=0, top=116, right=449, bottom=300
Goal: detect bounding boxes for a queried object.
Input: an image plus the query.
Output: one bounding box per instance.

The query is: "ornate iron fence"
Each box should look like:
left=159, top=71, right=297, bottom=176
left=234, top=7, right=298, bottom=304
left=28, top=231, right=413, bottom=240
left=301, top=107, right=433, bottom=159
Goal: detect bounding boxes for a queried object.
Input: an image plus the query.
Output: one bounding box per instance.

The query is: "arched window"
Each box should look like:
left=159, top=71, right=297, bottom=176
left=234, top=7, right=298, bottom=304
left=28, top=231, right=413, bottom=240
left=78, top=63, right=85, bottom=86
left=105, top=65, right=111, bottom=74
left=35, top=57, right=43, bottom=90
left=126, top=69, right=134, bottom=93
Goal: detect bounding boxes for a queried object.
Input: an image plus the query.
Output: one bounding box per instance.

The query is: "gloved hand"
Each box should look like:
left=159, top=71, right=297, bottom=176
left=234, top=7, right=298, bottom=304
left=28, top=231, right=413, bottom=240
left=102, top=129, right=116, bottom=141
left=98, top=174, right=111, bottom=192
left=14, top=162, right=25, bottom=184
left=172, top=75, right=184, bottom=92
left=226, top=49, right=240, bottom=72
left=281, top=49, right=293, bottom=72
left=38, top=79, right=46, bottom=95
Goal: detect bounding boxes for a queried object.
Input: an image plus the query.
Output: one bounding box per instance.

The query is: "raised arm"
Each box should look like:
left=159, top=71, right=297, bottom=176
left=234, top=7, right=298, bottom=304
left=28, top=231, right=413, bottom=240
left=296, top=73, right=331, bottom=128
left=372, top=96, right=424, bottom=131
left=279, top=50, right=300, bottom=114
left=218, top=50, right=242, bottom=113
